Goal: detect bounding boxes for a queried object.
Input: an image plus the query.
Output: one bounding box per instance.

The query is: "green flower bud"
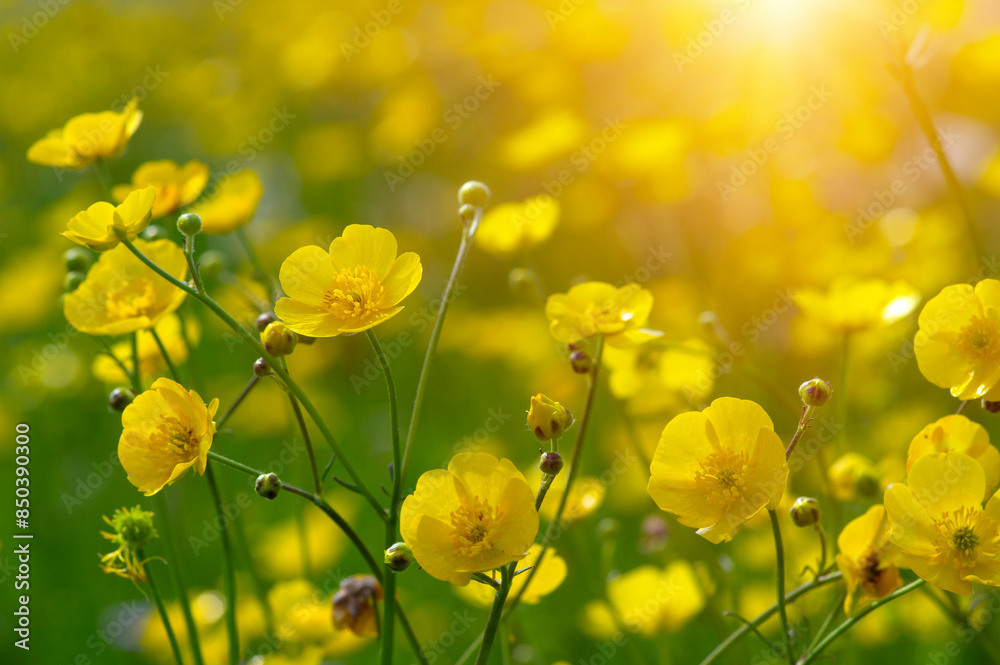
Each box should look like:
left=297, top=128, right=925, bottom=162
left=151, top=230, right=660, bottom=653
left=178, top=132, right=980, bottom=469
left=64, top=271, right=86, bottom=291
left=384, top=542, right=415, bottom=572
left=790, top=496, right=821, bottom=527
left=539, top=451, right=564, bottom=476
left=64, top=248, right=91, bottom=273
left=855, top=471, right=880, bottom=498
left=255, top=473, right=281, bottom=500
left=458, top=180, right=491, bottom=208
left=199, top=250, right=226, bottom=280
left=527, top=393, right=573, bottom=442
left=109, top=388, right=135, bottom=412
left=458, top=204, right=477, bottom=224
left=177, top=212, right=203, bottom=236
left=261, top=321, right=297, bottom=357
left=799, top=378, right=833, bottom=407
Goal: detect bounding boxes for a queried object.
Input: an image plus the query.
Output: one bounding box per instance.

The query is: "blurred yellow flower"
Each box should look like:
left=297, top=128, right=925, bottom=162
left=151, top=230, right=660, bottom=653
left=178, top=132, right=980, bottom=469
left=907, top=415, right=1000, bottom=500
left=793, top=276, right=920, bottom=333
left=275, top=224, right=422, bottom=337
left=64, top=239, right=188, bottom=336
left=92, top=315, right=199, bottom=383
left=331, top=575, right=382, bottom=638
left=829, top=453, right=883, bottom=502
left=647, top=397, right=787, bottom=543
left=885, top=451, right=1000, bottom=596
left=534, top=470, right=605, bottom=524
left=835, top=504, right=902, bottom=616
left=603, top=339, right=714, bottom=415
left=400, top=452, right=538, bottom=585
left=546, top=281, right=659, bottom=349
left=915, top=280, right=1000, bottom=400
left=63, top=186, right=156, bottom=251
left=113, top=160, right=210, bottom=218
left=187, top=169, right=263, bottom=234
left=476, top=195, right=559, bottom=257
left=118, top=378, right=219, bottom=496
left=27, top=98, right=142, bottom=169
left=455, top=545, right=567, bottom=607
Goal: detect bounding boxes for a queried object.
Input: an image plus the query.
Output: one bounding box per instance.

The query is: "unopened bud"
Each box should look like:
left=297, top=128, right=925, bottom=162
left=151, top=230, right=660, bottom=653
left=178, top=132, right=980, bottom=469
left=855, top=471, right=880, bottom=498
left=384, top=542, right=415, bottom=572
left=109, top=388, right=135, bottom=412
left=790, top=497, right=821, bottom=527
left=527, top=393, right=573, bottom=442
left=458, top=204, right=476, bottom=224
left=64, top=271, right=86, bottom=291
left=458, top=180, right=491, bottom=208
left=261, top=321, right=297, bottom=357
left=253, top=358, right=271, bottom=377
left=799, top=378, right=833, bottom=407
left=64, top=248, right=91, bottom=273
left=177, top=213, right=203, bottom=236
left=255, top=473, right=281, bottom=500
left=984, top=400, right=1000, bottom=414
left=539, top=451, right=564, bottom=476
left=569, top=350, right=592, bottom=374
left=255, top=312, right=277, bottom=332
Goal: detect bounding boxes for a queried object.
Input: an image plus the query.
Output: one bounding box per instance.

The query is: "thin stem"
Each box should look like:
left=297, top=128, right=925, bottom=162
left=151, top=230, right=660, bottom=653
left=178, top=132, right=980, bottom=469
left=94, top=337, right=134, bottom=388
left=121, top=238, right=387, bottom=519
left=803, top=591, right=844, bottom=656
left=218, top=375, right=259, bottom=430
left=367, top=329, right=402, bottom=665
left=815, top=525, right=827, bottom=582
left=509, top=335, right=605, bottom=610
left=287, top=391, right=322, bottom=494
left=150, top=327, right=181, bottom=382
left=698, top=572, right=842, bottom=665
left=153, top=493, right=205, bottom=665
left=799, top=579, right=925, bottom=664
left=401, top=208, right=482, bottom=484
left=140, top=553, right=185, bottom=665
left=205, top=463, right=239, bottom=665
left=183, top=235, right=207, bottom=295
left=475, top=563, right=514, bottom=665
left=177, top=312, right=203, bottom=391
left=784, top=406, right=816, bottom=459
left=768, top=510, right=795, bottom=665
left=131, top=331, right=143, bottom=392
left=236, top=228, right=277, bottom=303
left=94, top=158, right=113, bottom=201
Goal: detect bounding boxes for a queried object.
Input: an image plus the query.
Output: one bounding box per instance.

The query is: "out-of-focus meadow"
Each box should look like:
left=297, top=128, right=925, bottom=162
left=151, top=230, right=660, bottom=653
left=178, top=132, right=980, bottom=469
left=4, top=0, right=1000, bottom=663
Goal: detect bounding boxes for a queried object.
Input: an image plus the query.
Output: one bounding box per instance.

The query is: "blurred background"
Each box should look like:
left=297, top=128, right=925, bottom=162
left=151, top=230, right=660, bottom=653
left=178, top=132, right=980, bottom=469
left=3, top=0, right=1000, bottom=663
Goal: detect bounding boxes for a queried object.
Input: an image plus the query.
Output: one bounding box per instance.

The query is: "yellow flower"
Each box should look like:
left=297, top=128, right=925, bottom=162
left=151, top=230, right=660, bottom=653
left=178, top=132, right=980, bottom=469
left=915, top=280, right=1000, bottom=400
left=475, top=195, right=559, bottom=257
left=546, top=281, right=659, bottom=349
left=113, top=160, right=210, bottom=218
left=828, top=453, right=883, bottom=502
left=835, top=505, right=902, bottom=615
left=64, top=239, right=188, bottom=336
left=534, top=470, right=605, bottom=524
left=63, top=187, right=157, bottom=252
left=275, top=224, right=422, bottom=337
left=885, top=451, right=1000, bottom=595
left=603, top=338, right=714, bottom=414
left=118, top=378, right=219, bottom=496
left=27, top=98, right=142, bottom=169
left=908, top=415, right=1000, bottom=500
left=187, top=170, right=263, bottom=234
left=793, top=276, right=920, bottom=333
left=92, top=315, right=199, bottom=383
left=647, top=397, right=788, bottom=543
left=400, top=452, right=538, bottom=585
left=454, top=545, right=567, bottom=607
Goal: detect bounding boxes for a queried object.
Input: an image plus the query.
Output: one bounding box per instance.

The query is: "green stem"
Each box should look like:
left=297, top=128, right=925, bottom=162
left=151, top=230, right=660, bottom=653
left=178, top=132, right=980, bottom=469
left=798, top=579, right=924, bottom=664
left=768, top=510, right=795, bottom=665
left=130, top=331, right=143, bottom=392
left=218, top=375, right=259, bottom=430
left=177, top=312, right=203, bottom=391
left=367, top=329, right=402, bottom=665
left=401, top=208, right=482, bottom=484
left=784, top=405, right=816, bottom=459
left=95, top=158, right=113, bottom=201
left=508, top=335, right=605, bottom=610
left=286, top=390, right=322, bottom=494
left=475, top=563, right=514, bottom=665
left=236, top=228, right=277, bottom=303
left=205, top=463, right=239, bottom=665
left=803, top=591, right=843, bottom=656
left=150, top=327, right=181, bottom=382
left=183, top=235, right=207, bottom=295
left=140, top=553, right=185, bottom=665
left=698, top=572, right=842, bottom=665
left=153, top=493, right=205, bottom=665
left=121, top=238, right=387, bottom=519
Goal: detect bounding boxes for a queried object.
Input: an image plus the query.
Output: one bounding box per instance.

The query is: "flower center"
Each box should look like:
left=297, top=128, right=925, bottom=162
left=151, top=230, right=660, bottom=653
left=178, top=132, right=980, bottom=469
left=952, top=526, right=979, bottom=554
left=935, top=507, right=985, bottom=565
left=322, top=267, right=386, bottom=323
left=105, top=279, right=158, bottom=321
left=859, top=550, right=883, bottom=590
left=149, top=415, right=197, bottom=460
left=957, top=315, right=1000, bottom=362
left=694, top=449, right=752, bottom=504
left=450, top=496, right=502, bottom=559
left=582, top=300, right=629, bottom=335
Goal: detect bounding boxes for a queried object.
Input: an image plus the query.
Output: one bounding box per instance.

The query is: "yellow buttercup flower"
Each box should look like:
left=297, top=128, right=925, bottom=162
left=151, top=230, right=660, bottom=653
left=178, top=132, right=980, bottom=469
left=907, top=415, right=1000, bottom=499
left=275, top=224, right=422, bottom=337
left=113, top=160, right=210, bottom=218
left=647, top=397, right=788, bottom=543
left=64, top=239, right=188, bottom=336
left=27, top=98, right=142, bottom=169
left=603, top=338, right=714, bottom=414
left=546, top=281, right=659, bottom=349
left=885, top=451, right=1000, bottom=595
left=915, top=280, right=1000, bottom=400
left=118, top=378, right=219, bottom=496
left=62, top=186, right=156, bottom=251
left=828, top=453, right=883, bottom=502
left=793, top=276, right=920, bottom=333
left=92, top=315, right=199, bottom=383
left=475, top=194, right=559, bottom=257
left=454, top=545, right=567, bottom=607
left=187, top=169, right=263, bottom=234
left=400, top=452, right=538, bottom=585
left=835, top=505, right=902, bottom=615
